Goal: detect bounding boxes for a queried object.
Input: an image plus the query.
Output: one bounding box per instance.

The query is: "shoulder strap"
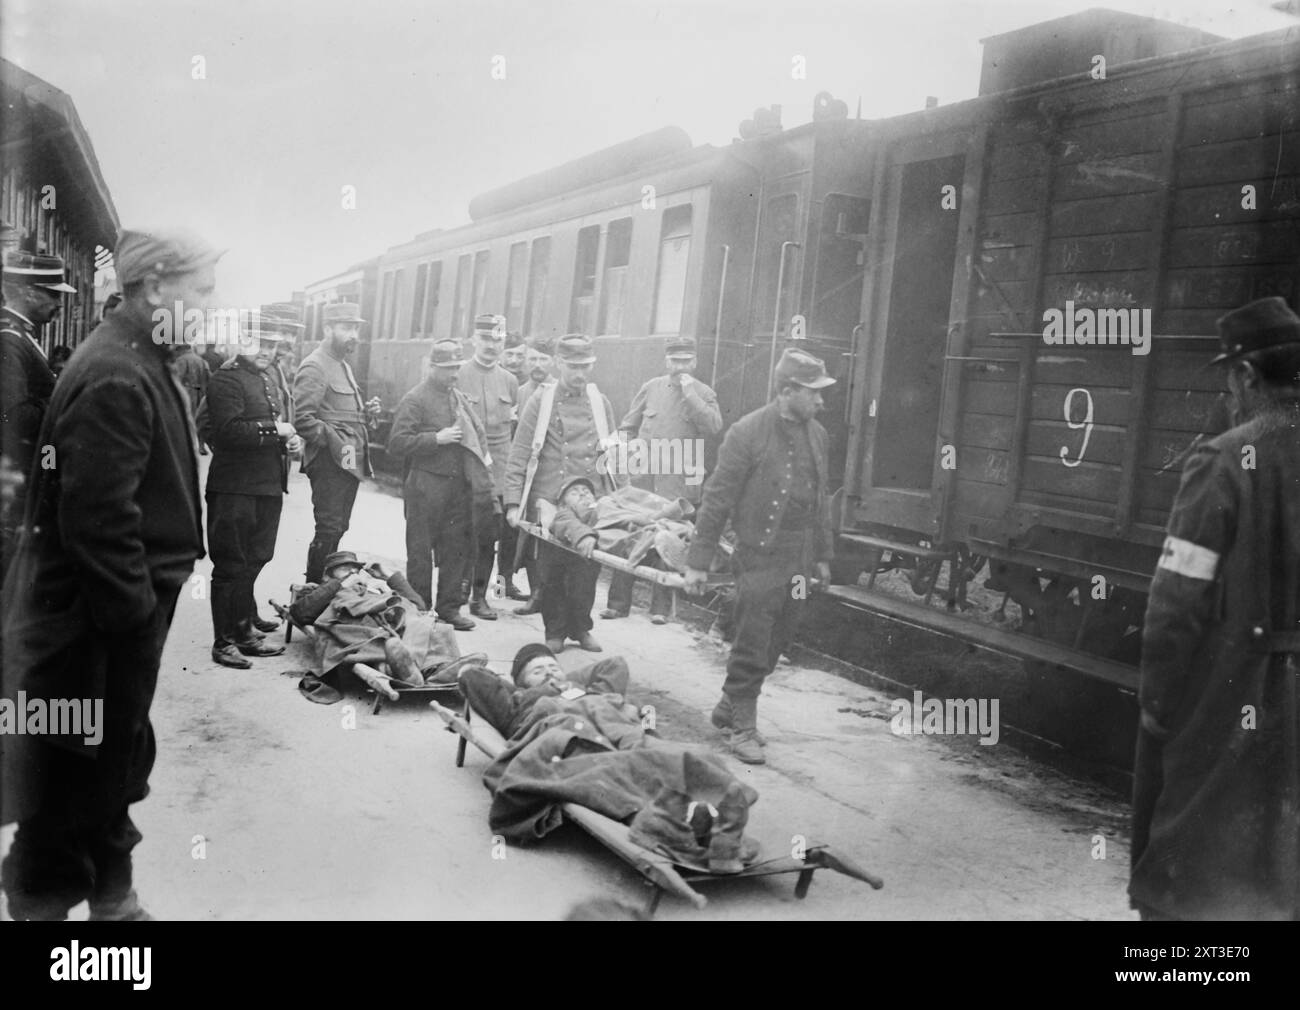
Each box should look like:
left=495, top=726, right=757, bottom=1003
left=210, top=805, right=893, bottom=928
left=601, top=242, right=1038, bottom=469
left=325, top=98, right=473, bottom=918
left=519, top=381, right=556, bottom=511
left=587, top=383, right=612, bottom=444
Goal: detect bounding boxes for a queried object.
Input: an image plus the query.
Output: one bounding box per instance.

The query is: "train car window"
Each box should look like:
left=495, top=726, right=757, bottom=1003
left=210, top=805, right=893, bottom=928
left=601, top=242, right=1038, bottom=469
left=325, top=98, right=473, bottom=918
left=570, top=225, right=600, bottom=334
left=754, top=194, right=799, bottom=337
left=505, top=242, right=527, bottom=334
left=411, top=263, right=428, bottom=339
left=386, top=269, right=404, bottom=341
left=470, top=249, right=491, bottom=324
left=423, top=261, right=442, bottom=339
left=524, top=236, right=551, bottom=336
left=451, top=253, right=472, bottom=340
left=598, top=217, right=633, bottom=335
left=651, top=205, right=692, bottom=335
left=812, top=194, right=871, bottom=345
left=376, top=272, right=392, bottom=341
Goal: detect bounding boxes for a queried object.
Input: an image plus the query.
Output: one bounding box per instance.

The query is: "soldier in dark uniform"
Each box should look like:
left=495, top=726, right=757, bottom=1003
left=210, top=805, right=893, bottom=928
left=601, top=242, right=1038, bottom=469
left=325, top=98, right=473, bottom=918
left=603, top=334, right=722, bottom=624
left=205, top=316, right=302, bottom=668
left=387, top=340, right=494, bottom=630
left=0, top=251, right=76, bottom=580
left=504, top=334, right=622, bottom=653
left=683, top=349, right=836, bottom=765
left=1, top=227, right=220, bottom=920
left=511, top=336, right=556, bottom=615
left=1130, top=296, right=1300, bottom=921
left=458, top=313, right=518, bottom=620
left=293, top=302, right=372, bottom=583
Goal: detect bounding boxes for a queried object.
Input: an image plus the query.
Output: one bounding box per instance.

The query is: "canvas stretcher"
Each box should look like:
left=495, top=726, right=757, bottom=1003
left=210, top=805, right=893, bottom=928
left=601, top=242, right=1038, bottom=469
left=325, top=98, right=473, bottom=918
left=429, top=695, right=884, bottom=915
left=269, top=596, right=466, bottom=714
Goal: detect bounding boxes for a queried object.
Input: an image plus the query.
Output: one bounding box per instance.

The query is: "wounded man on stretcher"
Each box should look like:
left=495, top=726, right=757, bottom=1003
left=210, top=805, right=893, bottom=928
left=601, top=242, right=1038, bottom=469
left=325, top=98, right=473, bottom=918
left=458, top=643, right=761, bottom=873
left=289, top=550, right=485, bottom=700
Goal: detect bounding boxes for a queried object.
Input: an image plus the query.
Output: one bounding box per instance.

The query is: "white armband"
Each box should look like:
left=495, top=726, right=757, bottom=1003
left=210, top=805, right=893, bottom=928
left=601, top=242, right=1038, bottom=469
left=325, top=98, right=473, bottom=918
left=1157, top=535, right=1218, bottom=581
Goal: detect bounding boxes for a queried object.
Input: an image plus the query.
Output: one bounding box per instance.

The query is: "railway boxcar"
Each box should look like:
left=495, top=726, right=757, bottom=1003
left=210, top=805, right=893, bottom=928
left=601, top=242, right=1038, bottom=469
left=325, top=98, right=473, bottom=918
left=827, top=25, right=1300, bottom=686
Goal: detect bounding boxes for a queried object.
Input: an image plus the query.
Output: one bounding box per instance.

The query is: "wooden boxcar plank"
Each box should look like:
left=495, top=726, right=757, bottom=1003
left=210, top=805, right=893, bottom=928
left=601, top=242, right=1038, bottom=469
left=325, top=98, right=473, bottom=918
left=1149, top=388, right=1226, bottom=432
left=1055, top=111, right=1168, bottom=163
left=1050, top=191, right=1161, bottom=236
left=1030, top=384, right=1131, bottom=422
left=977, top=245, right=1036, bottom=281
left=1171, top=175, right=1300, bottom=228
left=1053, top=153, right=1166, bottom=200
left=983, top=177, right=1047, bottom=216
left=957, top=412, right=1016, bottom=451
left=1027, top=422, right=1127, bottom=467
left=1033, top=349, right=1135, bottom=388
left=1166, top=220, right=1300, bottom=269
left=980, top=211, right=1039, bottom=248
left=963, top=379, right=1020, bottom=417
left=1176, top=130, right=1300, bottom=187
left=956, top=445, right=1013, bottom=486
left=987, top=141, right=1048, bottom=182
left=1164, top=265, right=1299, bottom=309
left=1044, top=232, right=1153, bottom=274
left=1042, top=270, right=1152, bottom=309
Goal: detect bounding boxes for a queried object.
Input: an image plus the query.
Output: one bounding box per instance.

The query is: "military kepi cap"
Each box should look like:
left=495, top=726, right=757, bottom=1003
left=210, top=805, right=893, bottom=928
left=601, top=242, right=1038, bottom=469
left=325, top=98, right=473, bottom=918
left=1212, top=296, right=1300, bottom=365
left=774, top=347, right=836, bottom=389
left=259, top=302, right=305, bottom=333
left=474, top=313, right=507, bottom=337
left=429, top=339, right=465, bottom=367
left=665, top=335, right=697, bottom=359
left=115, top=227, right=225, bottom=286
left=527, top=335, right=556, bottom=356
left=2, top=250, right=77, bottom=293
left=555, top=333, right=597, bottom=364
left=323, top=302, right=365, bottom=325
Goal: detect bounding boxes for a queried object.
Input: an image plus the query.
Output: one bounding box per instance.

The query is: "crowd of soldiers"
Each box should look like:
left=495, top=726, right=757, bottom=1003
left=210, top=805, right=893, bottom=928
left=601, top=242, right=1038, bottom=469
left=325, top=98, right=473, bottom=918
left=1, top=223, right=1299, bottom=923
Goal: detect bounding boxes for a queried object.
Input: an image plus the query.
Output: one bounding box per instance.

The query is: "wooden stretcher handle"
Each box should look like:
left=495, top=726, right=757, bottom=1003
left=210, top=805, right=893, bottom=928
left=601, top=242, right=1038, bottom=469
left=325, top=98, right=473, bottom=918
left=517, top=521, right=694, bottom=589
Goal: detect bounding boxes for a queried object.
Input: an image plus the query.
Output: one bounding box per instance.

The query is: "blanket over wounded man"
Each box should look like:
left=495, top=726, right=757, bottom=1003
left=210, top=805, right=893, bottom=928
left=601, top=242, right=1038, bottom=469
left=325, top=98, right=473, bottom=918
left=461, top=658, right=760, bottom=871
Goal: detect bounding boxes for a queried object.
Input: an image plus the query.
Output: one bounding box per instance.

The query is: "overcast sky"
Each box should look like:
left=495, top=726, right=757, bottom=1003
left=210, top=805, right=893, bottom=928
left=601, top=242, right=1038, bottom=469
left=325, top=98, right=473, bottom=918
left=3, top=0, right=1294, bottom=305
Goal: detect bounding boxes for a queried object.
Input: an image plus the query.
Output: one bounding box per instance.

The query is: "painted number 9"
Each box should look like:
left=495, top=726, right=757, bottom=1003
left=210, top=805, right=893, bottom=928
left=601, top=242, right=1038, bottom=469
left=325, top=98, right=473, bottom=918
left=1059, top=387, right=1094, bottom=468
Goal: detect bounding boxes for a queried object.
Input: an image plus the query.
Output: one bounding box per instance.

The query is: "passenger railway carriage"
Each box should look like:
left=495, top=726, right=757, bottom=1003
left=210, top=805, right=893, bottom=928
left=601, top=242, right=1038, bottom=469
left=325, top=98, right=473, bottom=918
left=302, top=12, right=1300, bottom=688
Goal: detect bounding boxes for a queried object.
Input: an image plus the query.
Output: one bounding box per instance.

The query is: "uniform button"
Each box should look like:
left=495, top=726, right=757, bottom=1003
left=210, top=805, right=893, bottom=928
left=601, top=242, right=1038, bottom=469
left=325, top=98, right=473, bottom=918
left=574, top=721, right=584, bottom=730
left=1252, top=625, right=1266, bottom=639
left=551, top=755, right=561, bottom=764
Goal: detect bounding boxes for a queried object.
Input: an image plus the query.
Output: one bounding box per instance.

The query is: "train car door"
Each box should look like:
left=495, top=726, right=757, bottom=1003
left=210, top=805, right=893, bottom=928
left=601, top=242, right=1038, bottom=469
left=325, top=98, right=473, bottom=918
left=854, top=131, right=972, bottom=530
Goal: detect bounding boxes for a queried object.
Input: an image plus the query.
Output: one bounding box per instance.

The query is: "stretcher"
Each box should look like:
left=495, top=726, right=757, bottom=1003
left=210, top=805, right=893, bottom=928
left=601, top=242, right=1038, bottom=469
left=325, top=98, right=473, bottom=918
left=515, top=520, right=734, bottom=591
left=429, top=694, right=883, bottom=915
left=269, top=596, right=466, bottom=715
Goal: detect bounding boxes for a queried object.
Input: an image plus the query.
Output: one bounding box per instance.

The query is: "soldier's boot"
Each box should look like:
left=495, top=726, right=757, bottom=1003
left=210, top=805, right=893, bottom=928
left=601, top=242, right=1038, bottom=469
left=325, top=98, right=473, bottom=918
left=234, top=620, right=285, bottom=657
left=305, top=537, right=333, bottom=584
left=573, top=632, right=603, bottom=653
left=88, top=890, right=153, bottom=922
left=710, top=694, right=767, bottom=746
left=725, top=696, right=766, bottom=765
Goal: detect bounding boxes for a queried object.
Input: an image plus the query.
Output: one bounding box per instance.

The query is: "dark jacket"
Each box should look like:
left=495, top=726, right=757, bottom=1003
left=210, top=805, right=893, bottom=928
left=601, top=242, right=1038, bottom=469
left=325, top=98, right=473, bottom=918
left=686, top=400, right=833, bottom=570
left=1, top=301, right=203, bottom=777
left=172, top=347, right=209, bottom=413
left=205, top=357, right=289, bottom=496
left=0, top=306, right=56, bottom=480
left=6, top=301, right=204, bottom=628
left=386, top=378, right=493, bottom=501
left=1129, top=400, right=1300, bottom=921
